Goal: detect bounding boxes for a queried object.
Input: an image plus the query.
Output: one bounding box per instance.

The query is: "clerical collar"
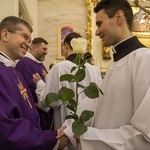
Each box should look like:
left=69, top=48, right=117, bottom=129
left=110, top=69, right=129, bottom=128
left=113, top=36, right=146, bottom=62
left=66, top=53, right=84, bottom=64
left=66, top=53, right=77, bottom=62
left=0, top=51, right=16, bottom=67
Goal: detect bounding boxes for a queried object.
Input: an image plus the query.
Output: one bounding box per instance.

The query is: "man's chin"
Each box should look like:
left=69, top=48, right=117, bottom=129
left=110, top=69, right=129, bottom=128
left=18, top=54, right=25, bottom=59
left=39, top=58, right=45, bottom=62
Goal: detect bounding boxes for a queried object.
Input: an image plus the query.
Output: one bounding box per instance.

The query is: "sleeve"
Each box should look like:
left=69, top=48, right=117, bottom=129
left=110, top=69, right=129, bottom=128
left=79, top=89, right=150, bottom=150
left=36, top=65, right=62, bottom=109
left=64, top=97, right=99, bottom=149
left=36, top=79, right=46, bottom=104
left=92, top=65, right=103, bottom=87
left=80, top=125, right=149, bottom=150
left=0, top=75, right=58, bottom=150
left=0, top=105, right=58, bottom=150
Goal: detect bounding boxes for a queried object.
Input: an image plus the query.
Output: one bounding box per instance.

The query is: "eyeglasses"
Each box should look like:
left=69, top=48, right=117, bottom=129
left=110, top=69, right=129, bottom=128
left=7, top=29, right=31, bottom=43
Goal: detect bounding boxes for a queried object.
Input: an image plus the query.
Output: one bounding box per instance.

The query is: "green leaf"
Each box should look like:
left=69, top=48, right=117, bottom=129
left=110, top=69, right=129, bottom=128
left=60, top=74, right=74, bottom=82
left=71, top=66, right=77, bottom=73
left=66, top=99, right=77, bottom=112
left=74, top=69, right=85, bottom=82
left=84, top=82, right=99, bottom=98
left=90, top=82, right=104, bottom=95
left=72, top=121, right=87, bottom=136
left=45, top=93, right=58, bottom=106
left=91, top=82, right=104, bottom=95
left=77, top=83, right=85, bottom=89
left=65, top=114, right=78, bottom=120
left=80, top=110, right=94, bottom=123
left=98, top=87, right=104, bottom=95
left=58, top=87, right=74, bottom=102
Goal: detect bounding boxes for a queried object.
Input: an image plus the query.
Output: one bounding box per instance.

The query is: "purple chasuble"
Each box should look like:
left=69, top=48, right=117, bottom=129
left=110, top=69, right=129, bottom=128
left=16, top=57, right=54, bottom=130
left=0, top=62, right=57, bottom=150
left=16, top=57, right=47, bottom=103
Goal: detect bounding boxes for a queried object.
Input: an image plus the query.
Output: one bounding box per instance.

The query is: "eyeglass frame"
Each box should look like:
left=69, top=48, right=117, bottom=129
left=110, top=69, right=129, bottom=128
left=7, top=29, right=31, bottom=43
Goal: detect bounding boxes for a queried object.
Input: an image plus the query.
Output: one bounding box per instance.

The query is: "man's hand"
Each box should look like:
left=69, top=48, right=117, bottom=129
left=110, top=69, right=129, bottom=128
left=56, top=125, right=67, bottom=139
left=33, top=73, right=41, bottom=85
left=58, top=135, right=70, bottom=150
left=74, top=134, right=80, bottom=143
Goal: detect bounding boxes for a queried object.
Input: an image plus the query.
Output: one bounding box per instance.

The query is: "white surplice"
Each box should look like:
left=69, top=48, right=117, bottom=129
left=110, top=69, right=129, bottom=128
left=71, top=48, right=150, bottom=150
left=36, top=60, right=102, bottom=130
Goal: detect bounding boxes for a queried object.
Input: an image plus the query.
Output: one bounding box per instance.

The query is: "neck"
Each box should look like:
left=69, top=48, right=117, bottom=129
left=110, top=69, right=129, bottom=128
left=66, top=50, right=73, bottom=58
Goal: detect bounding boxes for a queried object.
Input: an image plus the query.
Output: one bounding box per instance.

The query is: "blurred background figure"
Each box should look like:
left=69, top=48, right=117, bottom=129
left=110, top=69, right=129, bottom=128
left=83, top=52, right=95, bottom=65
left=49, top=62, right=56, bottom=70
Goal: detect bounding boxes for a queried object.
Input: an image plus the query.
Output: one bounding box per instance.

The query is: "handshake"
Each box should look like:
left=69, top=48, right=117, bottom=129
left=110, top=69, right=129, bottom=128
left=54, top=125, right=80, bottom=150
left=57, top=135, right=70, bottom=150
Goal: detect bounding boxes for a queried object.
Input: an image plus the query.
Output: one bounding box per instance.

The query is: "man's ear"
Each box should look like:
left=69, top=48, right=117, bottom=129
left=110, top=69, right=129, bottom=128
left=1, top=29, right=9, bottom=41
left=32, top=45, right=37, bottom=51
left=115, top=10, right=124, bottom=25
left=64, top=42, right=69, bottom=49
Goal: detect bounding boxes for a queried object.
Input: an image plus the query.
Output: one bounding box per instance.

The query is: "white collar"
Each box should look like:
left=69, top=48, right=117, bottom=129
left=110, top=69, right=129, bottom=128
left=112, top=36, right=133, bottom=53
left=0, top=51, right=16, bottom=67
left=25, top=51, right=42, bottom=64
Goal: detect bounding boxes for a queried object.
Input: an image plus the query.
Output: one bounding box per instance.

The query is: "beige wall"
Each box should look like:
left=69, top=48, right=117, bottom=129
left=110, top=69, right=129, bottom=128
left=23, top=0, right=38, bottom=37
left=0, top=0, right=19, bottom=20
left=0, top=0, right=38, bottom=37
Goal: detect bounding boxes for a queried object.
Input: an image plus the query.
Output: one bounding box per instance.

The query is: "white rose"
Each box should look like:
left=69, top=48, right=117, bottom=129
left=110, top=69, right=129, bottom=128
left=71, top=38, right=87, bottom=54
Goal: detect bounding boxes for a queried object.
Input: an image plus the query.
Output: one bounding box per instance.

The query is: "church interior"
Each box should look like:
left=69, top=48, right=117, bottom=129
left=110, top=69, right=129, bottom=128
left=0, top=0, right=150, bottom=150
left=0, top=0, right=150, bottom=75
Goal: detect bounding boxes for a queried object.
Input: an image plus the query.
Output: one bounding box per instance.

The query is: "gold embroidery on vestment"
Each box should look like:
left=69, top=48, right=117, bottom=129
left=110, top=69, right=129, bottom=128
left=42, top=69, right=47, bottom=76
left=17, top=79, right=32, bottom=108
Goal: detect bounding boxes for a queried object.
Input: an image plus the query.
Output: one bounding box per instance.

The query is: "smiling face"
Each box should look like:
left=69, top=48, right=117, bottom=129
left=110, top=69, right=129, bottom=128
left=2, top=24, right=31, bottom=61
left=95, top=9, right=124, bottom=47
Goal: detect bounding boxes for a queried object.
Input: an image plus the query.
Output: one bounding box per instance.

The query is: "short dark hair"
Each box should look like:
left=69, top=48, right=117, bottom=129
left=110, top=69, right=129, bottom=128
left=63, top=32, right=82, bottom=50
left=83, top=52, right=93, bottom=61
left=0, top=16, right=33, bottom=39
left=94, top=0, right=133, bottom=31
left=32, top=37, right=48, bottom=45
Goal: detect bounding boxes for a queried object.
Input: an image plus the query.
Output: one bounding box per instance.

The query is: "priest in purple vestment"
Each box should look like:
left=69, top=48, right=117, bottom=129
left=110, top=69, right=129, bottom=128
left=16, top=37, right=54, bottom=130
left=0, top=16, right=67, bottom=150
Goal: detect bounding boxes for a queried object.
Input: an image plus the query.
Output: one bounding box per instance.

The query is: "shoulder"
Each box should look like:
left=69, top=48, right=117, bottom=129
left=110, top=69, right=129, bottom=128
left=85, top=63, right=100, bottom=71
left=19, top=57, right=31, bottom=62
left=55, top=60, right=75, bottom=68
left=0, top=64, right=15, bottom=83
left=113, top=47, right=150, bottom=71
left=17, top=57, right=32, bottom=65
left=134, top=47, right=150, bottom=54
left=49, top=60, right=76, bottom=76
left=0, top=63, right=8, bottom=75
left=131, top=48, right=150, bottom=61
